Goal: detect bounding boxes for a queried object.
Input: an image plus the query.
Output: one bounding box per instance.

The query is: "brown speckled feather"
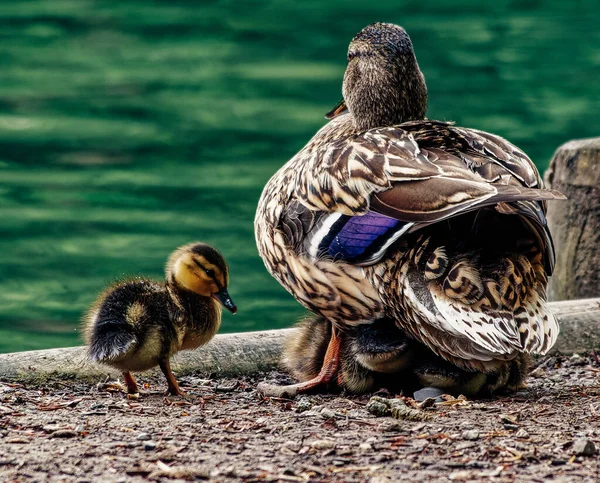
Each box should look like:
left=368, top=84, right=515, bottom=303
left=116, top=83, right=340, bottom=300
left=255, top=23, right=564, bottom=372
left=255, top=113, right=563, bottom=369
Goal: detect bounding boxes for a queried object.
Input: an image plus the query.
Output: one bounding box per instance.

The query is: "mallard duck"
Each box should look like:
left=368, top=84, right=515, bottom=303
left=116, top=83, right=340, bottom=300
left=83, top=242, right=236, bottom=395
left=282, top=316, right=529, bottom=398
left=255, top=22, right=565, bottom=395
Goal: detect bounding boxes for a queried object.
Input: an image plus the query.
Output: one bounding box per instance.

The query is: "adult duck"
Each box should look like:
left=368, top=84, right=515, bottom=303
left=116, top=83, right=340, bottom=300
left=255, top=22, right=564, bottom=394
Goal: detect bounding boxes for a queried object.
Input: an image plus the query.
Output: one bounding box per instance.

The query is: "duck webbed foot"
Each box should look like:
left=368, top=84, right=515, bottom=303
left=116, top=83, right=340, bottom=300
left=258, top=329, right=342, bottom=399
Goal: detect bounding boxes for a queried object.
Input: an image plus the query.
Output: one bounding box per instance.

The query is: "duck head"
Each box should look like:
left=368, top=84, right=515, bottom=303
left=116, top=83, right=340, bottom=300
left=167, top=242, right=237, bottom=314
left=329, top=23, right=428, bottom=131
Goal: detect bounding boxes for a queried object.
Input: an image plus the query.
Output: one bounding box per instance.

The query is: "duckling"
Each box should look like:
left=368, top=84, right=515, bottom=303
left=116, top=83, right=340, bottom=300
left=282, top=316, right=417, bottom=395
left=282, top=315, right=530, bottom=398
left=83, top=242, right=236, bottom=396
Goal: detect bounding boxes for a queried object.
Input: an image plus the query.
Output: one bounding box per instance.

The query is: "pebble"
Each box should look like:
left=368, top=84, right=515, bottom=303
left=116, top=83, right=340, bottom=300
left=136, top=432, right=151, bottom=441
left=515, top=429, right=530, bottom=438
left=320, top=407, right=336, bottom=419
left=310, top=439, right=335, bottom=450
left=461, top=430, right=479, bottom=441
left=295, top=396, right=313, bottom=413
left=358, top=443, right=373, bottom=452
left=572, top=438, right=596, bottom=456
left=569, top=354, right=586, bottom=366
left=281, top=440, right=301, bottom=452
left=414, top=387, right=444, bottom=402
left=382, top=421, right=402, bottom=432
left=143, top=441, right=157, bottom=451
left=528, top=367, right=545, bottom=378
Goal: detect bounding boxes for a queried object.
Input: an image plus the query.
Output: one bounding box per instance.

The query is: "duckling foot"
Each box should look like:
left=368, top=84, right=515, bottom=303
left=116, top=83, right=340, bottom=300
left=123, top=371, right=140, bottom=395
left=159, top=359, right=184, bottom=396
left=258, top=330, right=342, bottom=399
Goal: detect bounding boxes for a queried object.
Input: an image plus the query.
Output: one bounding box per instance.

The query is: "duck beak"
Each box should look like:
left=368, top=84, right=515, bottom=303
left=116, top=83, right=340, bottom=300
left=213, top=289, right=237, bottom=314
left=325, top=98, right=348, bottom=120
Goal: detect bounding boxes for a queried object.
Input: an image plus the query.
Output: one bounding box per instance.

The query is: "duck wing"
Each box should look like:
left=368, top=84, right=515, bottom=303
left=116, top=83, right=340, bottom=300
left=293, top=120, right=563, bottom=270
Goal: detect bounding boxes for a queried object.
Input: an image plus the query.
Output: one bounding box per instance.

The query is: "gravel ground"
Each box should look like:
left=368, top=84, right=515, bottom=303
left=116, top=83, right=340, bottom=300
left=1, top=353, right=599, bottom=483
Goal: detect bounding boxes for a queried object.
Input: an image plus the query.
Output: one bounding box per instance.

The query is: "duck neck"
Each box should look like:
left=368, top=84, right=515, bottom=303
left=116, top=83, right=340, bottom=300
left=345, top=62, right=428, bottom=131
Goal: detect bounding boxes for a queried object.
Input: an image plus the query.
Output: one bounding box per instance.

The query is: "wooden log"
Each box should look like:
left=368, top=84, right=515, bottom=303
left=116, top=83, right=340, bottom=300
left=549, top=298, right=600, bottom=354
left=0, top=299, right=599, bottom=385
left=545, top=138, right=600, bottom=301
left=0, top=329, right=292, bottom=385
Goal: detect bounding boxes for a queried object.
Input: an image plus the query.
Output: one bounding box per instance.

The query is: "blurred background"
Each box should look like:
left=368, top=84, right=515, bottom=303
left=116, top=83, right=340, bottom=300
left=1, top=0, right=598, bottom=353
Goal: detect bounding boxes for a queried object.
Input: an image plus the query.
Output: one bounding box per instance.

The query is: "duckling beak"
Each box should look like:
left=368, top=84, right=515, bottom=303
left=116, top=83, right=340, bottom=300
left=325, top=98, right=348, bottom=120
left=213, top=289, right=237, bottom=314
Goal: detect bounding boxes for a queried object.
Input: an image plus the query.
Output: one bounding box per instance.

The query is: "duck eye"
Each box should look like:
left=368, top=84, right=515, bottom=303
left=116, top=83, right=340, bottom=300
left=205, top=268, right=215, bottom=278
left=347, top=51, right=357, bottom=61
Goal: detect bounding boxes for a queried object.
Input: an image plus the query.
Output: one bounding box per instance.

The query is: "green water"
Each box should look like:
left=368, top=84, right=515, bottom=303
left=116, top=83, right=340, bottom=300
left=1, top=0, right=599, bottom=353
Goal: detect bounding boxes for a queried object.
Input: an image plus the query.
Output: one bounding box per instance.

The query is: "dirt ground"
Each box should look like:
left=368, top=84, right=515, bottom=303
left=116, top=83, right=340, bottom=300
left=1, top=353, right=599, bottom=483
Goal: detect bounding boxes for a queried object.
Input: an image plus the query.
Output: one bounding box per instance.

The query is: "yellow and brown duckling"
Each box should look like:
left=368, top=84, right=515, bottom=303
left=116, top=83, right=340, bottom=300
left=255, top=22, right=564, bottom=396
left=83, top=242, right=236, bottom=396
left=282, top=316, right=530, bottom=399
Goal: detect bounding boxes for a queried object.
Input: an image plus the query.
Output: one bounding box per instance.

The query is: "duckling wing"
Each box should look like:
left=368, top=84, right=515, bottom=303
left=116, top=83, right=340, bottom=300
left=87, top=322, right=137, bottom=362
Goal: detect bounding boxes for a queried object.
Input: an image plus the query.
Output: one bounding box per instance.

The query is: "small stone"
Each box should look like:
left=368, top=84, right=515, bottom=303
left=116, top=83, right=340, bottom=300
left=573, top=438, right=596, bottom=456
left=281, top=440, right=301, bottom=452
left=528, top=367, right=545, bottom=378
left=382, top=421, right=402, bottom=432
left=358, top=442, right=373, bottom=451
left=295, top=396, right=313, bottom=413
left=256, top=382, right=298, bottom=399
left=500, top=414, right=519, bottom=425
left=515, top=429, right=530, bottom=438
left=414, top=387, right=445, bottom=402
left=310, top=439, right=335, bottom=450
left=569, top=354, right=586, bottom=366
left=143, top=441, right=157, bottom=451
left=461, top=430, right=479, bottom=441
left=320, top=407, right=336, bottom=419
left=136, top=432, right=151, bottom=441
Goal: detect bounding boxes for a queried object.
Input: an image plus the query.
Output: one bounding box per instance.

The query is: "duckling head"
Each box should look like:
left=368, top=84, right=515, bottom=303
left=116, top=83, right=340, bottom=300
left=341, top=22, right=428, bottom=130
left=166, top=243, right=237, bottom=314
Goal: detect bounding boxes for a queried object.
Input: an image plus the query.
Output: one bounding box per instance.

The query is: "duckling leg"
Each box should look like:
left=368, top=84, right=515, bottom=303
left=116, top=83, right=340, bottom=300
left=258, top=329, right=342, bottom=398
left=159, top=359, right=183, bottom=396
left=122, top=371, right=139, bottom=395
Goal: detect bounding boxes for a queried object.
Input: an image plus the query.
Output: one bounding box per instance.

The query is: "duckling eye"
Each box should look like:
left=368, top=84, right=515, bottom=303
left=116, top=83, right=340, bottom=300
left=205, top=268, right=215, bottom=278
left=347, top=51, right=357, bottom=61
